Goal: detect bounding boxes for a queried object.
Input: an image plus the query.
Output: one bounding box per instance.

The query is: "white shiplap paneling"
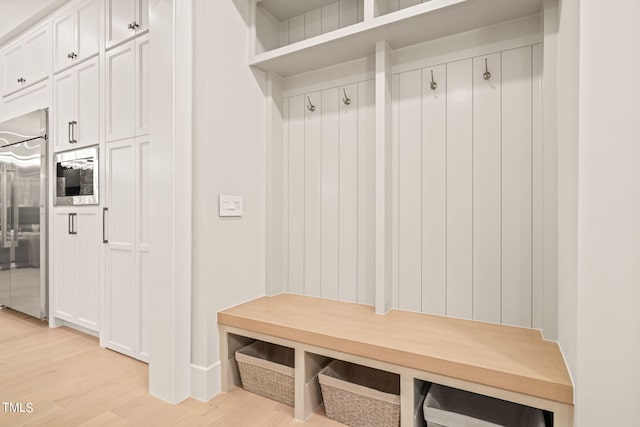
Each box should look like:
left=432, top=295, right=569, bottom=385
left=421, top=64, right=447, bottom=316
left=445, top=58, right=473, bottom=319
left=338, top=83, right=359, bottom=302
left=357, top=79, right=375, bottom=305
left=501, top=46, right=532, bottom=327
left=288, top=95, right=305, bottom=294
left=472, top=52, right=502, bottom=323
left=304, top=91, right=322, bottom=297
left=321, top=88, right=340, bottom=299
left=397, top=70, right=423, bottom=312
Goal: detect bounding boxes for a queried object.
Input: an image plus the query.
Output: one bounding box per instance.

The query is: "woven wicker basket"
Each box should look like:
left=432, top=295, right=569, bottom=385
left=235, top=341, right=295, bottom=406
left=318, top=360, right=400, bottom=427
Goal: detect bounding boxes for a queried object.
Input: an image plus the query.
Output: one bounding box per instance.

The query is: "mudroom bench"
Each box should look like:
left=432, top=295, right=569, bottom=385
left=218, top=294, right=574, bottom=426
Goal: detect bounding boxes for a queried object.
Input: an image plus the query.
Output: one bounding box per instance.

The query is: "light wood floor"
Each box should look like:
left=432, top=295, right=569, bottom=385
left=0, top=308, right=343, bottom=427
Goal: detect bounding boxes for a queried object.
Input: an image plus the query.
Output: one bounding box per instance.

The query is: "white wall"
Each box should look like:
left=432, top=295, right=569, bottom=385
left=0, top=0, right=67, bottom=44
left=555, top=0, right=579, bottom=383
left=576, top=0, right=640, bottom=424
left=190, top=0, right=266, bottom=400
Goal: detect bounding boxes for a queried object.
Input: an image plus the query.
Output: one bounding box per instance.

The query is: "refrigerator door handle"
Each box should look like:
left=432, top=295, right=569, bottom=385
left=103, top=207, right=108, bottom=243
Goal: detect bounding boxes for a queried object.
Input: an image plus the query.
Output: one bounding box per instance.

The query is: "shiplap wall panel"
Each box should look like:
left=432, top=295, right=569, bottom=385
left=340, top=0, right=358, bottom=28
left=399, top=0, right=422, bottom=9
left=357, top=80, right=376, bottom=305
left=288, top=95, right=305, bottom=294
left=321, top=89, right=340, bottom=300
left=397, top=70, right=423, bottom=312
left=279, top=21, right=289, bottom=46
left=421, top=65, right=447, bottom=316
left=288, top=15, right=305, bottom=44
left=391, top=74, right=400, bottom=309
left=282, top=99, right=290, bottom=292
left=339, top=83, right=359, bottom=302
left=321, top=3, right=340, bottom=34
left=277, top=1, right=363, bottom=48
left=305, top=9, right=322, bottom=39
left=501, top=46, right=532, bottom=327
left=446, top=59, right=473, bottom=319
left=305, top=92, right=323, bottom=297
left=532, top=44, right=543, bottom=329
left=472, top=52, right=502, bottom=323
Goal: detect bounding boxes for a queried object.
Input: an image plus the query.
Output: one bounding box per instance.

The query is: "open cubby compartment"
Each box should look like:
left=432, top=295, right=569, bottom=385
left=254, top=0, right=365, bottom=54
left=413, top=379, right=554, bottom=427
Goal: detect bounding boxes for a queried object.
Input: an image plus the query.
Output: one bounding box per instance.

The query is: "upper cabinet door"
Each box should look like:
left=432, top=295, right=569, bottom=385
left=107, top=0, right=138, bottom=49
left=1, top=43, right=23, bottom=95
left=136, top=34, right=150, bottom=136
left=54, top=0, right=99, bottom=73
left=23, top=24, right=51, bottom=86
left=75, top=57, right=100, bottom=146
left=106, top=40, right=136, bottom=142
left=137, top=0, right=149, bottom=33
left=76, top=0, right=99, bottom=61
left=53, top=11, right=75, bottom=72
left=53, top=69, right=76, bottom=152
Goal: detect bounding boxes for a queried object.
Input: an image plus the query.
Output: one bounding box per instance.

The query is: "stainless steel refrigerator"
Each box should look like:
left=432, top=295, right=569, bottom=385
left=0, top=110, right=47, bottom=320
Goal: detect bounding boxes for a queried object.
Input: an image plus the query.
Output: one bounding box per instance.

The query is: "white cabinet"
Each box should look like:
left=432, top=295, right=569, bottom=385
left=104, top=135, right=150, bottom=361
left=1, top=24, right=51, bottom=95
left=53, top=0, right=99, bottom=73
left=53, top=56, right=99, bottom=152
left=52, top=209, right=101, bottom=332
left=105, top=34, right=149, bottom=142
left=106, top=0, right=149, bottom=49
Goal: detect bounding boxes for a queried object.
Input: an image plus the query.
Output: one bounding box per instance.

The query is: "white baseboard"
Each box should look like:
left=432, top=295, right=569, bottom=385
left=191, top=361, right=221, bottom=402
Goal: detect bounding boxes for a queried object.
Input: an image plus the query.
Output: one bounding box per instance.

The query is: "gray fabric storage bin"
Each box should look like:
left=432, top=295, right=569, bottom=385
left=423, top=384, right=545, bottom=427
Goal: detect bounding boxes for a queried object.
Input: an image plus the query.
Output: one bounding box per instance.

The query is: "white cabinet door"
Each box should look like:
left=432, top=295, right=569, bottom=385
left=53, top=70, right=76, bottom=152
left=136, top=34, right=150, bottom=136
left=1, top=80, right=50, bottom=121
left=53, top=0, right=99, bottom=73
left=53, top=10, right=75, bottom=72
left=106, top=41, right=136, bottom=142
left=76, top=211, right=100, bottom=331
left=76, top=0, right=99, bottom=61
left=52, top=209, right=100, bottom=332
left=1, top=43, right=24, bottom=95
left=137, top=135, right=150, bottom=358
left=23, top=25, right=51, bottom=86
left=106, top=0, right=137, bottom=49
left=137, top=0, right=149, bottom=33
left=75, top=57, right=100, bottom=146
left=53, top=211, right=78, bottom=322
left=105, top=138, right=139, bottom=359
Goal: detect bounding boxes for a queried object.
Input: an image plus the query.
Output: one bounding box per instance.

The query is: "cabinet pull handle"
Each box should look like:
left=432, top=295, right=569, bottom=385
left=69, top=121, right=77, bottom=143
left=103, top=208, right=108, bottom=244
left=68, top=213, right=77, bottom=235
left=17, top=77, right=25, bottom=83
left=128, top=22, right=136, bottom=30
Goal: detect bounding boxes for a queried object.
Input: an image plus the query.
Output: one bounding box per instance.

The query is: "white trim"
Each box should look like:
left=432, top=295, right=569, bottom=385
left=190, top=362, right=221, bottom=402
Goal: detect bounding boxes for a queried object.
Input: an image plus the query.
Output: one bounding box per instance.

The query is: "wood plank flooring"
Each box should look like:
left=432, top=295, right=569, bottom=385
left=0, top=308, right=342, bottom=427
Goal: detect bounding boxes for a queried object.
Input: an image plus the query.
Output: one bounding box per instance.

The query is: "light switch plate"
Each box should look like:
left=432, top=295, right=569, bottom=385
left=219, top=195, right=243, bottom=217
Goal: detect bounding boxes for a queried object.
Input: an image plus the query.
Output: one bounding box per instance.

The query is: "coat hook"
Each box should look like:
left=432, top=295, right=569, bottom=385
left=306, top=96, right=316, bottom=112
left=342, top=88, right=351, bottom=105
left=430, top=70, right=438, bottom=90
left=483, top=58, right=491, bottom=80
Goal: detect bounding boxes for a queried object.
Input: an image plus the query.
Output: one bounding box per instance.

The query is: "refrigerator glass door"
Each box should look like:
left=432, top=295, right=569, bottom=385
left=0, top=139, right=43, bottom=318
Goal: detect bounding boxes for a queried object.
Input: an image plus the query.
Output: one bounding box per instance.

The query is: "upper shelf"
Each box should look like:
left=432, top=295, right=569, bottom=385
left=250, top=0, right=543, bottom=77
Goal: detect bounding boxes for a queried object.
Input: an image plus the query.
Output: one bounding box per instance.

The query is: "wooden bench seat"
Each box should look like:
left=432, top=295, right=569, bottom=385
left=218, top=293, right=574, bottom=425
